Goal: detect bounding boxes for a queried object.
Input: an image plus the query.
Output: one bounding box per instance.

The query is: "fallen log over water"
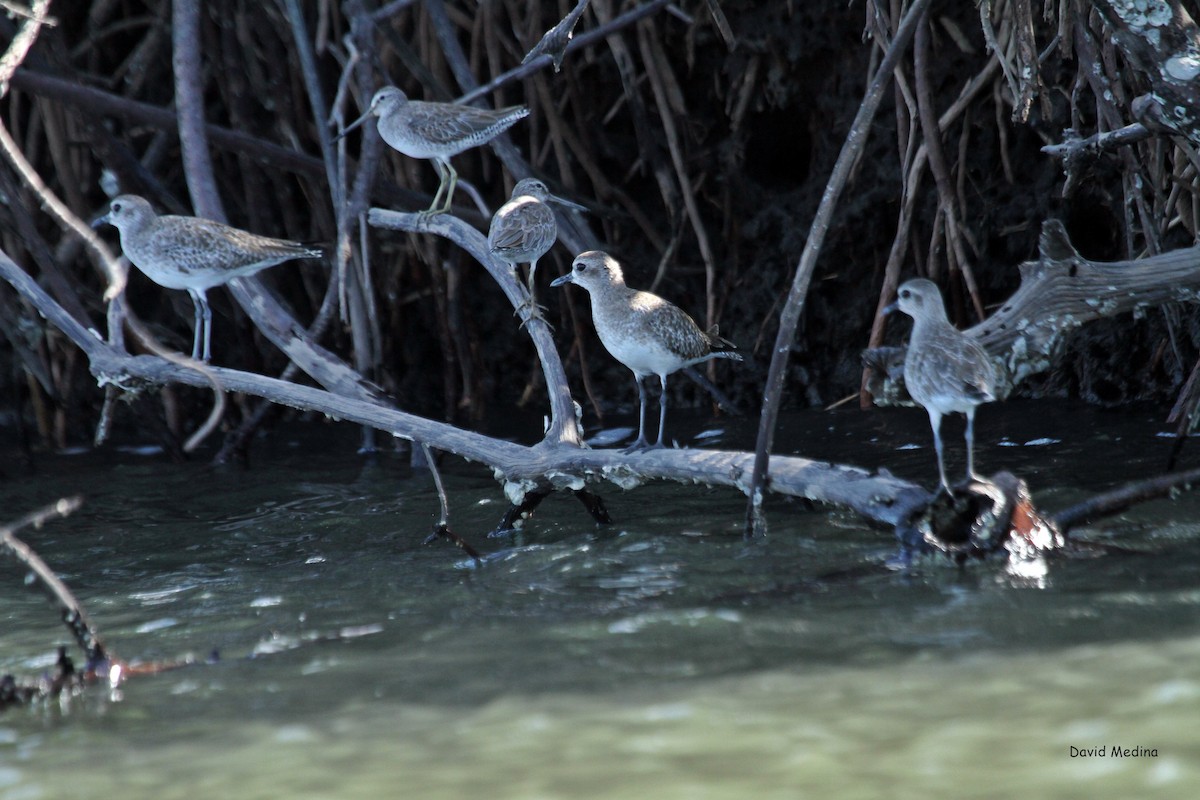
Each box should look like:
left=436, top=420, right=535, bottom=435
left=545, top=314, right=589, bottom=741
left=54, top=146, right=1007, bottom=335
left=1, top=241, right=924, bottom=529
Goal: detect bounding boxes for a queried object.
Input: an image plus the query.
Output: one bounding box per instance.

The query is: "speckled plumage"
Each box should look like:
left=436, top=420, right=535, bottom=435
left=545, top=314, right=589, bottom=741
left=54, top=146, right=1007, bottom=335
left=888, top=278, right=997, bottom=494
left=488, top=178, right=584, bottom=317
left=93, top=194, right=322, bottom=361
left=551, top=250, right=742, bottom=451
left=345, top=86, right=529, bottom=214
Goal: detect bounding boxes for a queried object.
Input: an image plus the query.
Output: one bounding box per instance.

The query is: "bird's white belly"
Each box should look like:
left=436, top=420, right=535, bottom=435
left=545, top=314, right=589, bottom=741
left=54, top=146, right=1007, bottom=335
left=384, top=136, right=440, bottom=160
left=598, top=328, right=679, bottom=377
left=922, top=393, right=975, bottom=415
left=125, top=250, right=205, bottom=291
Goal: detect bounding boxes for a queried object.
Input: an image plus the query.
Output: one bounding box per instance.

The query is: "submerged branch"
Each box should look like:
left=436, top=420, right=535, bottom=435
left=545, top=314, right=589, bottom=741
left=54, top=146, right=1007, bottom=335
left=0, top=496, right=109, bottom=667
left=1052, top=465, right=1200, bottom=533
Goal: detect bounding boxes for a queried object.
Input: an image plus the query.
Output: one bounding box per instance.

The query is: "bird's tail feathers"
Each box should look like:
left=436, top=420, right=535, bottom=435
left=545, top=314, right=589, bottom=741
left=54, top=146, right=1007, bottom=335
left=297, top=241, right=328, bottom=259
left=700, top=328, right=739, bottom=359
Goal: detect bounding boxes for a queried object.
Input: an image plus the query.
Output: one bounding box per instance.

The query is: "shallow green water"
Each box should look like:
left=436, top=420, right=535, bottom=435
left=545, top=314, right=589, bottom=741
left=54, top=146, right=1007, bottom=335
left=2, top=402, right=1199, bottom=798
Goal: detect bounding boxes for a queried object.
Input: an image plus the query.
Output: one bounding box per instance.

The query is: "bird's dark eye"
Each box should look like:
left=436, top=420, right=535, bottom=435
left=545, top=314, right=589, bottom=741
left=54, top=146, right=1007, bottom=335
left=900, top=289, right=910, bottom=298
left=575, top=263, right=585, bottom=272
left=112, top=202, right=122, bottom=213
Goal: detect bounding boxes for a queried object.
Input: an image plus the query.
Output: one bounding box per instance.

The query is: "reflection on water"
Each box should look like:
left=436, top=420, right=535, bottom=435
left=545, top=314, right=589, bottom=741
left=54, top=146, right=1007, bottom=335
left=2, top=402, right=1199, bottom=798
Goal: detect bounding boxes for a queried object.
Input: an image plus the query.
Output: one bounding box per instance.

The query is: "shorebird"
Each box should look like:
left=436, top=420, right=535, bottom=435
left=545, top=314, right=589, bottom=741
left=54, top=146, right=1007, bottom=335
left=522, top=0, right=591, bottom=73
left=488, top=178, right=585, bottom=322
left=342, top=86, right=529, bottom=215
left=885, top=278, right=998, bottom=494
left=92, top=194, right=323, bottom=362
left=551, top=251, right=742, bottom=452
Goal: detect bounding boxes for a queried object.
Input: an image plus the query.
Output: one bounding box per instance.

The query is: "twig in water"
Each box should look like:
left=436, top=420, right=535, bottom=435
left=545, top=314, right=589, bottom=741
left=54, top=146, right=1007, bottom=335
left=0, top=497, right=109, bottom=668
left=419, top=442, right=483, bottom=563
left=1052, top=466, right=1200, bottom=534
left=573, top=488, right=612, bottom=523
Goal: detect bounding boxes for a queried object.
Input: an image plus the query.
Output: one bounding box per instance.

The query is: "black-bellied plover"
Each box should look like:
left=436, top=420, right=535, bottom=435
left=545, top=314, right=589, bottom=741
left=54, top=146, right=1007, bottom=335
left=488, top=177, right=584, bottom=322
left=342, top=86, right=529, bottom=215
left=92, top=194, right=322, bottom=362
left=551, top=250, right=742, bottom=452
left=886, top=278, right=998, bottom=494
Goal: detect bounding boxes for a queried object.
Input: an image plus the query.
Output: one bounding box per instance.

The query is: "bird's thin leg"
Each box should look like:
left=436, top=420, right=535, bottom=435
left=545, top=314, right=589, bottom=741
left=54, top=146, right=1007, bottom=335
left=654, top=373, right=668, bottom=448
left=188, top=289, right=212, bottom=361
left=622, top=375, right=650, bottom=453
left=965, top=407, right=980, bottom=482
left=514, top=258, right=549, bottom=329
left=927, top=409, right=952, bottom=496
left=199, top=292, right=213, bottom=362
left=426, top=160, right=449, bottom=215
left=187, top=290, right=204, bottom=360
left=440, top=161, right=459, bottom=214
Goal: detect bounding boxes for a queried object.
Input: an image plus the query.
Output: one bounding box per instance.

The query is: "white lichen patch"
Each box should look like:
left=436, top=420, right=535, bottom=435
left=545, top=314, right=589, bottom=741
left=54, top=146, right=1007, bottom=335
left=503, top=477, right=540, bottom=505
left=1006, top=335, right=1055, bottom=386
left=1147, top=1, right=1174, bottom=25
left=1166, top=54, right=1200, bottom=81
left=1110, top=0, right=1173, bottom=28
left=545, top=470, right=585, bottom=491
left=601, top=464, right=645, bottom=490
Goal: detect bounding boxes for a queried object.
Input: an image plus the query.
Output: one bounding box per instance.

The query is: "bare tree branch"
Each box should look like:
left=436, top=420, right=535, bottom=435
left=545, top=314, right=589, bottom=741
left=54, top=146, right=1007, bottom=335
left=745, top=0, right=933, bottom=537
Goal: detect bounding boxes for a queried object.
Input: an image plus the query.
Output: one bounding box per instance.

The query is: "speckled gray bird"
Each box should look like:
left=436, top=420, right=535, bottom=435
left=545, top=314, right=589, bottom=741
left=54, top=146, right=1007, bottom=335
left=343, top=86, right=529, bottom=215
left=886, top=278, right=998, bottom=494
left=551, top=250, right=742, bottom=451
left=92, top=194, right=323, bottom=362
left=488, top=178, right=585, bottom=321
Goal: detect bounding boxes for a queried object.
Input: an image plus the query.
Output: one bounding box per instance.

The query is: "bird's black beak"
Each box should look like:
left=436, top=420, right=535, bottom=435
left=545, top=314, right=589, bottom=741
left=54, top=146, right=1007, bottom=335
left=336, top=110, right=372, bottom=142
left=550, top=273, right=574, bottom=287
